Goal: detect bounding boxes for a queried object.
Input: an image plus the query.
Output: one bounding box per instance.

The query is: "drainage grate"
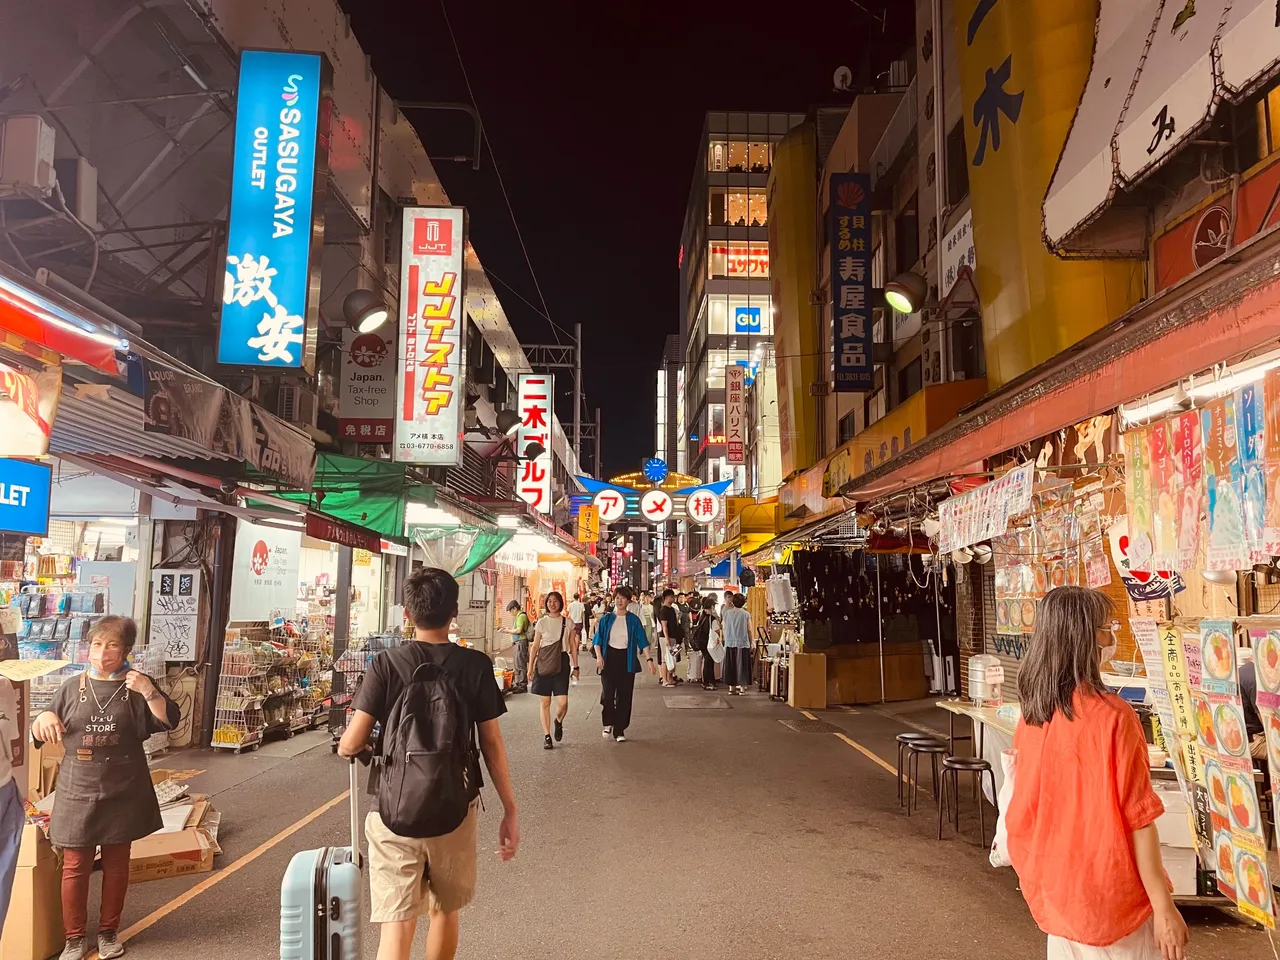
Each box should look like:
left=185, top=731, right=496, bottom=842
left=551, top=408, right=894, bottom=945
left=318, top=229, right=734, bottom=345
left=779, top=717, right=843, bottom=733
left=662, top=695, right=731, bottom=709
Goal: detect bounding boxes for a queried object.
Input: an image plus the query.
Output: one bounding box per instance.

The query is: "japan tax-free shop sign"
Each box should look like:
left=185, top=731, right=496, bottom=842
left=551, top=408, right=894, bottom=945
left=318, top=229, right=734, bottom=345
left=0, top=457, right=51, bottom=537
left=218, top=50, right=331, bottom=371
left=395, top=207, right=466, bottom=465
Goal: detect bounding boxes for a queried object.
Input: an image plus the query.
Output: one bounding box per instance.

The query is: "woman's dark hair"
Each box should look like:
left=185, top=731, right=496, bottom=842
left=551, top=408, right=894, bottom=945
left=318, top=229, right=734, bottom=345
left=700, top=595, right=716, bottom=612
left=613, top=584, right=633, bottom=602
left=1017, top=586, right=1112, bottom=726
left=506, top=600, right=521, bottom=612
left=403, top=567, right=461, bottom=630
left=544, top=591, right=564, bottom=613
left=91, top=615, right=137, bottom=651
left=730, top=592, right=747, bottom=608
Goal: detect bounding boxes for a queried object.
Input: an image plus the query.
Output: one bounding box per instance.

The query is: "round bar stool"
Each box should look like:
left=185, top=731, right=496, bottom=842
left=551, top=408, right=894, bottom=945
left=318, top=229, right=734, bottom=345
left=895, top=733, right=940, bottom=807
left=905, top=740, right=948, bottom=816
left=938, top=756, right=998, bottom=843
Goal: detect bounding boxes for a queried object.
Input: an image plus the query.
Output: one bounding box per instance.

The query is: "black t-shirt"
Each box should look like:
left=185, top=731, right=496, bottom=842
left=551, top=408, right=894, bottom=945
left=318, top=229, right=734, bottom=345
left=658, top=604, right=680, bottom=641
left=353, top=641, right=507, bottom=784
left=1240, top=661, right=1263, bottom=738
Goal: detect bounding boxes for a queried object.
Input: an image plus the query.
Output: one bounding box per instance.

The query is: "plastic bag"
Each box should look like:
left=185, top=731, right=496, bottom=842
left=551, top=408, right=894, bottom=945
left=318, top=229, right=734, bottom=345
left=989, top=748, right=1017, bottom=868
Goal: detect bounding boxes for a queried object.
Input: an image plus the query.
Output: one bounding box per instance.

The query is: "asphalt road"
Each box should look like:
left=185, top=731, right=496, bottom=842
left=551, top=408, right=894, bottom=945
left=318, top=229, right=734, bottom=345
left=93, top=674, right=1265, bottom=959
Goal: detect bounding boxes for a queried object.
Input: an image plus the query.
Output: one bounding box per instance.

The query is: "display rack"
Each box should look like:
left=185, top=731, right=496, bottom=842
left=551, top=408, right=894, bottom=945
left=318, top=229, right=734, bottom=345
left=328, top=632, right=402, bottom=751
left=15, top=585, right=111, bottom=712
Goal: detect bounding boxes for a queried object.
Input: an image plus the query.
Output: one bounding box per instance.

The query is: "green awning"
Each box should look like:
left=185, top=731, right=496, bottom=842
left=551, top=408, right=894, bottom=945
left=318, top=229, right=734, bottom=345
left=412, top=525, right=513, bottom=577
left=249, top=454, right=433, bottom=539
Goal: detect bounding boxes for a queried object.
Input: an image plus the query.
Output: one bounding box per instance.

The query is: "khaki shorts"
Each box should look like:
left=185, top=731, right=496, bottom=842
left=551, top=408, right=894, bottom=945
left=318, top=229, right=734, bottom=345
left=365, top=800, right=480, bottom=922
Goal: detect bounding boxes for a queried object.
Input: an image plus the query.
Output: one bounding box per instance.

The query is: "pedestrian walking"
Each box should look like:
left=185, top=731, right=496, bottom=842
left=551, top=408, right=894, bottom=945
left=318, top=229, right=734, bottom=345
left=655, top=589, right=683, bottom=688
left=30, top=617, right=180, bottom=960
left=339, top=567, right=518, bottom=960
left=592, top=585, right=656, bottom=742
left=637, top=591, right=661, bottom=682
left=692, top=595, right=722, bottom=690
left=527, top=591, right=578, bottom=749
left=567, top=592, right=586, bottom=650
left=721, top=592, right=753, bottom=694
left=0, top=677, right=26, bottom=944
left=506, top=599, right=532, bottom=693
left=1005, top=586, right=1188, bottom=960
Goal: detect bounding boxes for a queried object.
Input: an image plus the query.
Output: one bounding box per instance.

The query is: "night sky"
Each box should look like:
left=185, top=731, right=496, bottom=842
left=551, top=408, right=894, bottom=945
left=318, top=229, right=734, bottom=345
left=341, top=1, right=913, bottom=478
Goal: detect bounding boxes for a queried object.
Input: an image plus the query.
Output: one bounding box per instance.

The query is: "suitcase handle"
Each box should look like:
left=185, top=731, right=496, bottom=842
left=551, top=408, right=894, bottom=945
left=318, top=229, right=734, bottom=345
left=348, top=758, right=363, bottom=868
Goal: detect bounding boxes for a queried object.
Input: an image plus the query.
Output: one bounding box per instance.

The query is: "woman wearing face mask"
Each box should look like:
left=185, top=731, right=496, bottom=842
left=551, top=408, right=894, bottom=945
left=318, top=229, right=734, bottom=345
left=1005, top=587, right=1188, bottom=960
left=31, top=617, right=180, bottom=960
left=528, top=591, right=578, bottom=749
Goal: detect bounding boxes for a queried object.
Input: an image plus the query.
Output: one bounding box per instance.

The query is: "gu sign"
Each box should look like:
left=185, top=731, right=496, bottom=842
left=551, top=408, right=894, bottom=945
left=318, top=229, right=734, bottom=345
left=726, top=365, right=746, bottom=464
left=395, top=207, right=466, bottom=465
left=517, top=373, right=554, bottom=514
left=219, top=50, right=330, bottom=370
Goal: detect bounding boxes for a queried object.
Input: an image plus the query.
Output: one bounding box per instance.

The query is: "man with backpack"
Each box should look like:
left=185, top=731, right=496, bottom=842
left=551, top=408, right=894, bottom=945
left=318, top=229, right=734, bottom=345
left=339, top=567, right=518, bottom=960
left=506, top=599, right=533, bottom=693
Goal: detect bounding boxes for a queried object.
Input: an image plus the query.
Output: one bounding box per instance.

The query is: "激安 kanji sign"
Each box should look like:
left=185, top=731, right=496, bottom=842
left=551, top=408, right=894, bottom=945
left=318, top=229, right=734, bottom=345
left=219, top=50, right=330, bottom=371
left=395, top=207, right=466, bottom=465
left=517, top=373, right=553, bottom=514
left=830, top=172, right=873, bottom=392
left=726, top=364, right=746, bottom=464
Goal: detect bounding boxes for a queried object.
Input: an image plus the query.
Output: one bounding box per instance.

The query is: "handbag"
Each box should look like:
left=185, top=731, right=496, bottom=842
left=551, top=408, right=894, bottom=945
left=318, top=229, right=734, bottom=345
left=535, top=619, right=566, bottom=677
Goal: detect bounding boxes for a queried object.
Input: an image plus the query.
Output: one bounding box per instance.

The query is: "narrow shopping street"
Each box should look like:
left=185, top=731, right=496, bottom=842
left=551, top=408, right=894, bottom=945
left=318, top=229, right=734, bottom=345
left=97, top=675, right=1259, bottom=960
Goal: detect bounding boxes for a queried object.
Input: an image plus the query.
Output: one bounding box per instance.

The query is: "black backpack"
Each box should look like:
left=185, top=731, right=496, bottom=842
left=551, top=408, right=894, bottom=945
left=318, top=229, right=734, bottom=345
left=377, top=647, right=477, bottom=838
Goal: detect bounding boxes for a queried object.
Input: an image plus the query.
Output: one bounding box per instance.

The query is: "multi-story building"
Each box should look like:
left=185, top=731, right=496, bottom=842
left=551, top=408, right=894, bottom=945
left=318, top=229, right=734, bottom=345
left=677, top=111, right=805, bottom=565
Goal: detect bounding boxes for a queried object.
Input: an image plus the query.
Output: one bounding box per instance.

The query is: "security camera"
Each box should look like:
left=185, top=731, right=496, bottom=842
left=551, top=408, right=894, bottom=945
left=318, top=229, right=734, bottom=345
left=219, top=479, right=237, bottom=494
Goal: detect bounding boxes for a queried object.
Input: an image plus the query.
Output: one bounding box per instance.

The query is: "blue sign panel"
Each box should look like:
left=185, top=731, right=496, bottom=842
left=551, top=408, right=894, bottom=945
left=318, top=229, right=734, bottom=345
left=735, top=359, right=760, bottom=385
left=0, top=458, right=51, bottom=536
left=733, top=306, right=761, bottom=333
left=219, top=50, right=329, bottom=368
left=830, top=172, right=873, bottom=391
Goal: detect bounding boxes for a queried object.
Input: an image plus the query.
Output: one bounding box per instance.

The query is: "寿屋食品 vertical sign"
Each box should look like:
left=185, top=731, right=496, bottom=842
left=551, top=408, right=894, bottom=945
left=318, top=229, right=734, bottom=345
left=830, top=172, right=873, bottom=392
left=395, top=207, right=466, bottom=465
left=219, top=50, right=331, bottom=370
left=726, top=364, right=746, bottom=464
left=517, top=373, right=553, bottom=513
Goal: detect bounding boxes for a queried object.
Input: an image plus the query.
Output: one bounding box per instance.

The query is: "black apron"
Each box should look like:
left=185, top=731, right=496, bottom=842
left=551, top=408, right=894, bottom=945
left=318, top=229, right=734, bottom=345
left=50, top=674, right=163, bottom=848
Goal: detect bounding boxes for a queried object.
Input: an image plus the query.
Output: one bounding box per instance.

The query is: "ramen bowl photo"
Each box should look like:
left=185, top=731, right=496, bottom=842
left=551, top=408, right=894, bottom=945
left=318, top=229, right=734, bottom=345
left=1201, top=628, right=1234, bottom=681
left=1214, top=833, right=1235, bottom=885
left=1234, top=850, right=1270, bottom=912
left=1205, top=759, right=1230, bottom=820
left=1213, top=703, right=1248, bottom=757
left=1256, top=631, right=1280, bottom=692
left=1194, top=695, right=1217, bottom=750
left=1225, top=771, right=1260, bottom=833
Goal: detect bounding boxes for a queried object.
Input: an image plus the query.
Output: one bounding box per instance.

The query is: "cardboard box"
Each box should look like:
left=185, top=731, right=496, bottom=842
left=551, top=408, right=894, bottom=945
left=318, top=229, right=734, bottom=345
left=1153, top=787, right=1195, bottom=848
left=1162, top=844, right=1198, bottom=896
left=788, top=653, right=827, bottom=709
left=129, top=821, right=218, bottom=883
left=0, top=825, right=64, bottom=960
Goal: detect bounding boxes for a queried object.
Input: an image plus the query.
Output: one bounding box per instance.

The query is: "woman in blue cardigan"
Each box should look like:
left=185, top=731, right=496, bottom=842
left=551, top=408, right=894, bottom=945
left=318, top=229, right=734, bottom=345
left=592, top=585, right=657, bottom=742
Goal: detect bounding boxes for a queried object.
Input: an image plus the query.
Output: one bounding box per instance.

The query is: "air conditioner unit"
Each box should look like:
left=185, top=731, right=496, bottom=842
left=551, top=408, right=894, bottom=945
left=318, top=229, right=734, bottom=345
left=54, top=157, right=98, bottom=227
left=277, top=384, right=319, bottom=427
left=0, top=116, right=55, bottom=196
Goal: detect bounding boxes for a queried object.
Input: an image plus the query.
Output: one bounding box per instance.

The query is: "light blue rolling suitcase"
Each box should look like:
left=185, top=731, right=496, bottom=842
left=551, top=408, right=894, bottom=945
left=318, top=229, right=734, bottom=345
left=280, top=760, right=363, bottom=960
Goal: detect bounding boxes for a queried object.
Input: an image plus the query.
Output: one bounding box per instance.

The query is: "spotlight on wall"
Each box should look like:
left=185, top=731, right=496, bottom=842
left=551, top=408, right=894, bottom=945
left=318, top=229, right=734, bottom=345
left=342, top=289, right=391, bottom=333
left=495, top=409, right=521, bottom=436
left=522, top=441, right=546, bottom=460
left=884, top=271, right=929, bottom=315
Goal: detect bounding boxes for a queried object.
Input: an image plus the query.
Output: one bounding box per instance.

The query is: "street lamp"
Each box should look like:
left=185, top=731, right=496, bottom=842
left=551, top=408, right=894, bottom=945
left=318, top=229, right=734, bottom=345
left=342, top=289, right=390, bottom=333
left=884, top=271, right=929, bottom=314
left=495, top=408, right=521, bottom=435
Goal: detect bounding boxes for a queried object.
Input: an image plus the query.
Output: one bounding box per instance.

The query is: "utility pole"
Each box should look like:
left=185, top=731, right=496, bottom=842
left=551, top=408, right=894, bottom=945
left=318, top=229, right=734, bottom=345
left=573, top=322, right=582, bottom=458
left=595, top=407, right=602, bottom=479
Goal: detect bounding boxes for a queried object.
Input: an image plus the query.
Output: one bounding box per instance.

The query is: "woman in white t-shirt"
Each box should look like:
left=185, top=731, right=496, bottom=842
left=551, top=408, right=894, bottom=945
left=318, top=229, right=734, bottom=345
left=528, top=591, right=578, bottom=749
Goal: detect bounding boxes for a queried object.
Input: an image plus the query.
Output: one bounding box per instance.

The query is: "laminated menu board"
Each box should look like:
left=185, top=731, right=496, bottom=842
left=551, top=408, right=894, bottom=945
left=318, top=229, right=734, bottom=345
left=1201, top=397, right=1249, bottom=572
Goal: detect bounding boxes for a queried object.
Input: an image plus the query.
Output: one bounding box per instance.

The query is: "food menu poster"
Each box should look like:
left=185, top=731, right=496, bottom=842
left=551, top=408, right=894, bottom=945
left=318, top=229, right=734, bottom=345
left=1248, top=629, right=1280, bottom=922
left=1193, top=621, right=1274, bottom=926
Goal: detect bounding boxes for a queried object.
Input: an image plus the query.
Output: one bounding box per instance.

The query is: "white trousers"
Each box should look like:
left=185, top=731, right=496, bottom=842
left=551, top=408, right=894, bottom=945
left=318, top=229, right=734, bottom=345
left=1047, top=920, right=1160, bottom=960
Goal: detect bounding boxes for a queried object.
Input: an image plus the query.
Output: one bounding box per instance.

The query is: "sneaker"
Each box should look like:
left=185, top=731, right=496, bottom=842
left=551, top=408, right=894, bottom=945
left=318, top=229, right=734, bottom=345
left=59, top=937, right=87, bottom=960
left=554, top=718, right=564, bottom=742
left=97, top=931, right=124, bottom=960
left=614, top=733, right=627, bottom=742
left=543, top=735, right=553, bottom=750
left=602, top=726, right=613, bottom=739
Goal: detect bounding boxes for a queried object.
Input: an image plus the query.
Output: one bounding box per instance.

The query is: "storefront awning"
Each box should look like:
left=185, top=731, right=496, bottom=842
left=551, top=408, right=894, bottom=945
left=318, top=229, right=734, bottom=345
left=840, top=229, right=1280, bottom=503
left=0, top=262, right=129, bottom=375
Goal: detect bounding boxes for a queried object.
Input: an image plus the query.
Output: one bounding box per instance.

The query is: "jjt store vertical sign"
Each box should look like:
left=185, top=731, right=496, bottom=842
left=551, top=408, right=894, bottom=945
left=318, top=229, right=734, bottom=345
left=219, top=50, right=332, bottom=371
left=395, top=208, right=466, bottom=465
left=830, top=172, right=873, bottom=392
left=517, top=373, right=553, bottom=514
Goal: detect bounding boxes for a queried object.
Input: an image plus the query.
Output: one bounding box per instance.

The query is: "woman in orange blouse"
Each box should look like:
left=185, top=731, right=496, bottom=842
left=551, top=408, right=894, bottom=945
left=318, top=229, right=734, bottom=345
left=1006, top=587, right=1188, bottom=960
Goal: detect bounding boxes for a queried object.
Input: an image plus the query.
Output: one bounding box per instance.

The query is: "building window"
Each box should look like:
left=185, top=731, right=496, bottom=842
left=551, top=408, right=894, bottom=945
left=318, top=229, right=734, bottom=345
left=709, top=140, right=728, bottom=171
left=838, top=409, right=857, bottom=445
left=710, top=403, right=726, bottom=441
left=897, top=356, right=923, bottom=403
left=895, top=195, right=919, bottom=274
left=946, top=122, right=970, bottom=206
left=709, top=241, right=769, bottom=278
left=749, top=142, right=771, bottom=173
left=719, top=189, right=768, bottom=227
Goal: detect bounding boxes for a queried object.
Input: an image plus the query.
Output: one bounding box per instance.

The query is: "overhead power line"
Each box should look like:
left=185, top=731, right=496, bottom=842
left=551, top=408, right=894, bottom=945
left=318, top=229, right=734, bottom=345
left=439, top=0, right=572, bottom=345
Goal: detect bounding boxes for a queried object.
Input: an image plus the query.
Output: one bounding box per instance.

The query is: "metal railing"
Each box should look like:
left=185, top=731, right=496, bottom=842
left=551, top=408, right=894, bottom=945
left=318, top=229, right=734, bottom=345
left=869, top=77, right=918, bottom=192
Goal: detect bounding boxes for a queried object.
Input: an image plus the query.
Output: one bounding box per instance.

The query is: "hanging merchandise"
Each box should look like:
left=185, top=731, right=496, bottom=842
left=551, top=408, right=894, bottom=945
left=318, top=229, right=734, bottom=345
left=1237, top=383, right=1267, bottom=564
left=936, top=463, right=1033, bottom=555
left=1173, top=409, right=1205, bottom=570
left=1200, top=396, right=1249, bottom=572
left=1123, top=423, right=1156, bottom=572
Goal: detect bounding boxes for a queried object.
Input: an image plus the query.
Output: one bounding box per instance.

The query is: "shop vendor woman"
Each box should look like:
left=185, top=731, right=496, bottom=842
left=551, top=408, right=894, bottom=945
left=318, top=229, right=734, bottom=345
left=31, top=616, right=180, bottom=960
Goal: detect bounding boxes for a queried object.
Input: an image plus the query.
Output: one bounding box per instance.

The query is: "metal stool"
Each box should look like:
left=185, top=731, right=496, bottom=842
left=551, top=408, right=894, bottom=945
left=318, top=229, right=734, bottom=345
left=905, top=740, right=948, bottom=816
left=896, top=733, right=941, bottom=807
left=938, top=756, right=998, bottom=844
